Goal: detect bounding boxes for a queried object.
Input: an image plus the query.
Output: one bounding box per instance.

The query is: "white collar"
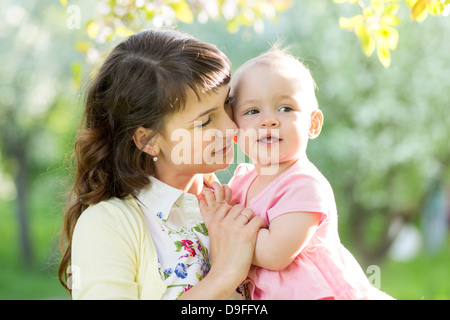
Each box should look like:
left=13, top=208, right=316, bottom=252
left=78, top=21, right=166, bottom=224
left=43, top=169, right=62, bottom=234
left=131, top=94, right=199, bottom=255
left=137, top=175, right=214, bottom=221
left=136, top=176, right=184, bottom=221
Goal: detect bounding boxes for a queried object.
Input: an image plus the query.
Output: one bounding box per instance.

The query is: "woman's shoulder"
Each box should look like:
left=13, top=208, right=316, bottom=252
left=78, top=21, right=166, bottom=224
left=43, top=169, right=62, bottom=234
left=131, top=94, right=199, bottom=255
left=75, top=196, right=146, bottom=238
left=71, top=195, right=164, bottom=300
left=80, top=195, right=140, bottom=219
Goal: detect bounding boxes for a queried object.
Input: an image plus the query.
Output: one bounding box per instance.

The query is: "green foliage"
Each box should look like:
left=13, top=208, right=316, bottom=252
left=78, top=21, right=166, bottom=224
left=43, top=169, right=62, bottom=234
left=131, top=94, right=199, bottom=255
left=60, top=0, right=448, bottom=68
left=334, top=0, right=450, bottom=67
left=64, top=0, right=292, bottom=43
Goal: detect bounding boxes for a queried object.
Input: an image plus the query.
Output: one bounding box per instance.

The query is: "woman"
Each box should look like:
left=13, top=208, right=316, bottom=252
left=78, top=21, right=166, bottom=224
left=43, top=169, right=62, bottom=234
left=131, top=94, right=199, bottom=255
left=58, top=29, right=265, bottom=299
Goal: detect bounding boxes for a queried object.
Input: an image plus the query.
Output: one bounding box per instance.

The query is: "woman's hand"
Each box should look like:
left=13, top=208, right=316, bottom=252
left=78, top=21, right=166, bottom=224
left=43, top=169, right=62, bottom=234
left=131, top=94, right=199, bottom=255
left=197, top=182, right=266, bottom=297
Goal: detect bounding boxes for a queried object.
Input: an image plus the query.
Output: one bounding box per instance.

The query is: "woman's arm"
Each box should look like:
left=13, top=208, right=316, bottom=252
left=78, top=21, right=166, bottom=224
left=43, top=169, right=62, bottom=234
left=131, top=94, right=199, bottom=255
left=252, top=212, right=320, bottom=270
left=71, top=203, right=142, bottom=300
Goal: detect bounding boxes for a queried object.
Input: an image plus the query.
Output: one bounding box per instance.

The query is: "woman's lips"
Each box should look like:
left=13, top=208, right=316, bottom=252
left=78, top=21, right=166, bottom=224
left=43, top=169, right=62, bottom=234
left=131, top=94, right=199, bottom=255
left=212, top=144, right=232, bottom=155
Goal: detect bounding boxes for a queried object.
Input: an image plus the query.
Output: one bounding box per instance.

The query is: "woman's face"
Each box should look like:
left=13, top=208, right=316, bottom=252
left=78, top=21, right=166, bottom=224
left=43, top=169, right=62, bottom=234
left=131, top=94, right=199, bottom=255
left=153, top=84, right=237, bottom=176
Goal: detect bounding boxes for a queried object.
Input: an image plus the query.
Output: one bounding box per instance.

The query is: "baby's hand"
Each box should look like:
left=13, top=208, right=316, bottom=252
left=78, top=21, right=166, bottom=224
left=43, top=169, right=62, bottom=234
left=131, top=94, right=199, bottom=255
left=200, top=182, right=233, bottom=203
left=199, top=181, right=231, bottom=207
left=199, top=182, right=232, bottom=227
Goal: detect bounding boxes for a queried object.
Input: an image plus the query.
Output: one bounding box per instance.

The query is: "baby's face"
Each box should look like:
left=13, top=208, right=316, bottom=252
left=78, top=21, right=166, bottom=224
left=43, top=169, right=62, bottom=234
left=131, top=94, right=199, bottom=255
left=231, top=61, right=319, bottom=166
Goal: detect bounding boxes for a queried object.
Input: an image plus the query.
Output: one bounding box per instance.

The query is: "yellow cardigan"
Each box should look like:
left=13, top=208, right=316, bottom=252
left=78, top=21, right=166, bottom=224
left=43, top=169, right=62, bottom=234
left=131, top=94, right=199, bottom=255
left=71, top=195, right=167, bottom=299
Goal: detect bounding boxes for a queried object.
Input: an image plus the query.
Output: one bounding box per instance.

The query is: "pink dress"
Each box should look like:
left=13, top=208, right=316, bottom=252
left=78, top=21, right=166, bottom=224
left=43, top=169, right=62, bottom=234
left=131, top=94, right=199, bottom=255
left=228, top=158, right=393, bottom=300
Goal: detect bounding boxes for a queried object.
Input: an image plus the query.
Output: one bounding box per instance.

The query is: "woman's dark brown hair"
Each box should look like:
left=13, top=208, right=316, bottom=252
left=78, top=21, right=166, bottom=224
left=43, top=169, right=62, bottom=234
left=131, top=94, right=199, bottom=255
left=58, top=29, right=231, bottom=292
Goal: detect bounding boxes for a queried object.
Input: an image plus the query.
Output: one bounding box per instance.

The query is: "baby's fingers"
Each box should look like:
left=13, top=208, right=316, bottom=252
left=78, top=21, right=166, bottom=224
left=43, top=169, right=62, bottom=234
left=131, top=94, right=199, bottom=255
left=201, top=187, right=216, bottom=207
left=211, top=182, right=224, bottom=202
left=223, top=185, right=232, bottom=204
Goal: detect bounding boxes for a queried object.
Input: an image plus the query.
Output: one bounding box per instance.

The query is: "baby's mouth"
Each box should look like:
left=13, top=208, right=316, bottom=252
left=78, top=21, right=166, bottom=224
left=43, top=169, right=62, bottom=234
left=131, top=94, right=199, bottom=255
left=258, top=135, right=280, bottom=144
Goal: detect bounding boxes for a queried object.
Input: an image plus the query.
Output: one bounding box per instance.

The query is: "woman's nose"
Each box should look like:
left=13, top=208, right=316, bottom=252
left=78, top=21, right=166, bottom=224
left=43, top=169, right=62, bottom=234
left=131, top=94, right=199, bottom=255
left=217, top=112, right=238, bottom=138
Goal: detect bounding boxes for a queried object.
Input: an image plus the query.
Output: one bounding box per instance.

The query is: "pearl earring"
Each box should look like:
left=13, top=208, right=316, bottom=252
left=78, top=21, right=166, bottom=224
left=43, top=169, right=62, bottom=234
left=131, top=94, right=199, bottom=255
left=153, top=156, right=158, bottom=162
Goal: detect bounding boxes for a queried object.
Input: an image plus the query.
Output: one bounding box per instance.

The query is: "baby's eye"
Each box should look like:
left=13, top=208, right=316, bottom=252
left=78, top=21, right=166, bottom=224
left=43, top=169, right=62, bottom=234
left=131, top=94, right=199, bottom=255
left=279, top=105, right=293, bottom=112
left=243, top=108, right=259, bottom=116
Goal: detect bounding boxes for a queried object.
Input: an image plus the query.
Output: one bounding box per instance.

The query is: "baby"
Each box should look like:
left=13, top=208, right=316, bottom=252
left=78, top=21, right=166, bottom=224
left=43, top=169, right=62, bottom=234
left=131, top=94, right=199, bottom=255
left=202, top=47, right=393, bottom=300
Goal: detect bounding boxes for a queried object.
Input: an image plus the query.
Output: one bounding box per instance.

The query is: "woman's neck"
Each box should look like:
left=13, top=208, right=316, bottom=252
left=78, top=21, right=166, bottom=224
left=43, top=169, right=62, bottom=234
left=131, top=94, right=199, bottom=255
left=154, top=170, right=204, bottom=196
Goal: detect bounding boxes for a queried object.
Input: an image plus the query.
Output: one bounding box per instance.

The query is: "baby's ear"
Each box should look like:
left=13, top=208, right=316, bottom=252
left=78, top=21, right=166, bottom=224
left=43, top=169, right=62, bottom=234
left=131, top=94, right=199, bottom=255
left=308, top=110, right=323, bottom=139
left=133, top=126, right=160, bottom=156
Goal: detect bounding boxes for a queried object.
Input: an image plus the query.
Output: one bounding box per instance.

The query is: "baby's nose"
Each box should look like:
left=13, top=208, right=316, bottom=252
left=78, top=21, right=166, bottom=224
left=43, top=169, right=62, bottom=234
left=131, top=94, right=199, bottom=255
left=260, top=117, right=280, bottom=128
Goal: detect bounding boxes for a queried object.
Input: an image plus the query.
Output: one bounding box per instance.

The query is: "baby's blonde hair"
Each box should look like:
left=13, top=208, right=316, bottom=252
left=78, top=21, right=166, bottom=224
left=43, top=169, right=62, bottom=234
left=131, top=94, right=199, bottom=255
left=232, top=46, right=319, bottom=110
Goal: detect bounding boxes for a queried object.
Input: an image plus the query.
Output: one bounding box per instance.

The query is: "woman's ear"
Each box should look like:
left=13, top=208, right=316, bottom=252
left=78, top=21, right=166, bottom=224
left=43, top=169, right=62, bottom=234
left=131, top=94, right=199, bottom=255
left=308, top=110, right=323, bottom=139
left=133, top=127, right=160, bottom=156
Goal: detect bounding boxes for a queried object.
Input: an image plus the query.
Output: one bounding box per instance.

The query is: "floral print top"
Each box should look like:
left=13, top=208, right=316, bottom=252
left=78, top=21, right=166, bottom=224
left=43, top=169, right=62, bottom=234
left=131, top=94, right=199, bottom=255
left=136, top=175, right=240, bottom=299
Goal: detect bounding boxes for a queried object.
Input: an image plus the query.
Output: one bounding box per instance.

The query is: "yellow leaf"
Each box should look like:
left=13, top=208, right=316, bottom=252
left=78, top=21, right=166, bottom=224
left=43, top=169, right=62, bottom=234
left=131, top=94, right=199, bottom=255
left=356, top=26, right=375, bottom=57
left=273, top=0, right=293, bottom=11
left=86, top=21, right=99, bottom=39
left=406, top=0, right=417, bottom=9
left=114, top=25, right=134, bottom=38
left=71, top=62, right=82, bottom=89
left=339, top=15, right=363, bottom=31
left=414, top=8, right=429, bottom=22
left=427, top=0, right=445, bottom=15
left=382, top=13, right=401, bottom=26
left=370, top=0, right=385, bottom=13
left=377, top=46, right=391, bottom=68
left=376, top=27, right=399, bottom=50
left=411, top=0, right=428, bottom=20
left=75, top=41, right=91, bottom=54
left=241, top=9, right=256, bottom=26
left=385, top=4, right=400, bottom=15
left=226, top=18, right=240, bottom=34
left=171, top=1, right=194, bottom=24
left=60, top=0, right=67, bottom=6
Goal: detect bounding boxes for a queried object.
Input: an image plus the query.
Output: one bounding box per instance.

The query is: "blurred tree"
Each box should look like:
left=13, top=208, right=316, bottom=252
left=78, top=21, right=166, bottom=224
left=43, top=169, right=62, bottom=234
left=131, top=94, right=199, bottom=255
left=0, top=0, right=83, bottom=267
left=334, top=0, right=450, bottom=67
left=78, top=0, right=292, bottom=42
left=62, top=0, right=449, bottom=68
left=60, top=0, right=293, bottom=64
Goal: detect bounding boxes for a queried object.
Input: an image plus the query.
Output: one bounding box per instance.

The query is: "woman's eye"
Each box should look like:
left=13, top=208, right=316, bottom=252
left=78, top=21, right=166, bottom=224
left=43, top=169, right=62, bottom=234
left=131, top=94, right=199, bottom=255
left=225, top=96, right=233, bottom=105
left=198, top=117, right=212, bottom=128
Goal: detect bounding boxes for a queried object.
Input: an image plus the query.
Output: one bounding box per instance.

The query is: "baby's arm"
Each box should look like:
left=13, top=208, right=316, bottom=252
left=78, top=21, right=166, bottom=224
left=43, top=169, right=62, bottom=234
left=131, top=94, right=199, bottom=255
left=252, top=212, right=320, bottom=270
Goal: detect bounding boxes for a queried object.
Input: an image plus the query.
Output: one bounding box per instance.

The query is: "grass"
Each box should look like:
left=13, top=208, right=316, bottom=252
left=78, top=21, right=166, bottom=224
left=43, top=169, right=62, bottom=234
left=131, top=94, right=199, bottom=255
left=380, top=243, right=450, bottom=300
left=0, top=172, right=69, bottom=300
left=0, top=264, right=68, bottom=300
